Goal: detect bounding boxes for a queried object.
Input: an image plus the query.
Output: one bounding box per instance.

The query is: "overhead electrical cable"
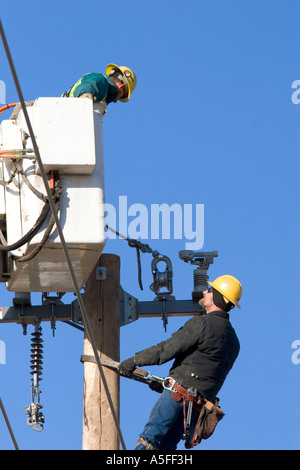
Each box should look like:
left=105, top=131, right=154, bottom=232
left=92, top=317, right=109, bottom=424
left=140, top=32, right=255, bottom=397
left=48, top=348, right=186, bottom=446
left=0, top=397, right=19, bottom=450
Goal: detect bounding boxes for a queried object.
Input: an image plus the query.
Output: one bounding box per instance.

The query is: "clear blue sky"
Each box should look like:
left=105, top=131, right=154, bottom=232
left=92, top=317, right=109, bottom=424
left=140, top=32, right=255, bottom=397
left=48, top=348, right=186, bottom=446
left=0, top=0, right=299, bottom=450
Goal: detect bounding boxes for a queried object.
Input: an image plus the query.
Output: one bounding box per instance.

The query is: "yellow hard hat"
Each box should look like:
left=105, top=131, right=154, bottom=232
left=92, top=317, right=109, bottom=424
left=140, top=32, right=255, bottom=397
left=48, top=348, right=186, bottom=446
left=208, top=275, right=242, bottom=309
left=106, top=63, right=137, bottom=102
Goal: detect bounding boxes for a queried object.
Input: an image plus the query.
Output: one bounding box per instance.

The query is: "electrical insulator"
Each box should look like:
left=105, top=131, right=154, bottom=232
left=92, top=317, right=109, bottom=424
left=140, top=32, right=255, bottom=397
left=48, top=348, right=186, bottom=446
left=179, top=250, right=218, bottom=302
left=25, top=324, right=45, bottom=432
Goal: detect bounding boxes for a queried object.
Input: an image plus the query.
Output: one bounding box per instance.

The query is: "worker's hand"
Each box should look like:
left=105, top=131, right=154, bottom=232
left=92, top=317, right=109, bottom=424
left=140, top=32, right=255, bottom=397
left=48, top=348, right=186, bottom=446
left=148, top=380, right=164, bottom=394
left=119, top=358, right=136, bottom=375
left=79, top=93, right=96, bottom=101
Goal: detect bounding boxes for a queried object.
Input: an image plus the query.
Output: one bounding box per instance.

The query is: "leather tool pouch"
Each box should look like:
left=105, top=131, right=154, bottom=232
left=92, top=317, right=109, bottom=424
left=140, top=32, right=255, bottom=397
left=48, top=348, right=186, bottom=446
left=185, top=400, right=225, bottom=449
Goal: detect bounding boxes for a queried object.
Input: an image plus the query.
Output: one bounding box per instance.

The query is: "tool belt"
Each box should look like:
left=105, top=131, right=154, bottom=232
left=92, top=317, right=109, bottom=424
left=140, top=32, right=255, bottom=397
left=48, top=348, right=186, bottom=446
left=186, top=398, right=225, bottom=449
left=170, top=381, right=225, bottom=449
left=171, top=382, right=203, bottom=411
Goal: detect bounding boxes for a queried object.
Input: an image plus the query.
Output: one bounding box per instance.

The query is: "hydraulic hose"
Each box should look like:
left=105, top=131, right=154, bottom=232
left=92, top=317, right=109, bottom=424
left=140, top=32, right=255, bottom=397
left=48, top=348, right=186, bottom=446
left=0, top=200, right=50, bottom=251
left=13, top=200, right=59, bottom=262
left=0, top=103, right=18, bottom=115
left=0, top=172, right=61, bottom=252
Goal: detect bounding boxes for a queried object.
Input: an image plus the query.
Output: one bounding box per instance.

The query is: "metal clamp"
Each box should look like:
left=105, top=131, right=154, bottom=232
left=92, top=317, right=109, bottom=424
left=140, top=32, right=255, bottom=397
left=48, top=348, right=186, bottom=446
left=25, top=402, right=45, bottom=432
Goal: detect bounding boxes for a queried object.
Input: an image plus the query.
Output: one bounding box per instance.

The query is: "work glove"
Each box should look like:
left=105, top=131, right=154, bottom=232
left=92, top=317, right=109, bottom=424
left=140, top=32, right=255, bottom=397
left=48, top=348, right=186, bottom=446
left=119, top=357, right=136, bottom=375
left=79, top=93, right=96, bottom=101
left=148, top=380, right=164, bottom=394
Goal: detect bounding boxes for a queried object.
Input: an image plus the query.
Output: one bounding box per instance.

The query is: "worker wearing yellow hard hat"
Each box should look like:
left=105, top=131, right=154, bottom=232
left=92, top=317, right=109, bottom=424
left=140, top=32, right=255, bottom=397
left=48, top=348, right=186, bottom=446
left=119, top=273, right=243, bottom=450
left=63, top=63, right=137, bottom=105
left=207, top=274, right=242, bottom=310
left=105, top=64, right=137, bottom=102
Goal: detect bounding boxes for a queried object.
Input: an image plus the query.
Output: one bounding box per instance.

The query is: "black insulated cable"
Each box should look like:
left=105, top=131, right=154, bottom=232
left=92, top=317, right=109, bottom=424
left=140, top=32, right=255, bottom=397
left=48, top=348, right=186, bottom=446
left=0, top=201, right=50, bottom=251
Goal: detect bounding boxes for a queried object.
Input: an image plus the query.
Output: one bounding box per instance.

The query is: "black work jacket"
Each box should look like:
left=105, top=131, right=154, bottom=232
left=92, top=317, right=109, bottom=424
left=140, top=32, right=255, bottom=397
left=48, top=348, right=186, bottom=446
left=134, top=311, right=240, bottom=401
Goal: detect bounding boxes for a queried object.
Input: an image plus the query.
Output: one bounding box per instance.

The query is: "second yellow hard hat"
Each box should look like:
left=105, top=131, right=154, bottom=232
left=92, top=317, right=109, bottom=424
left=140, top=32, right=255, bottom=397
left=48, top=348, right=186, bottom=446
left=208, top=275, right=242, bottom=309
left=106, top=63, right=137, bottom=102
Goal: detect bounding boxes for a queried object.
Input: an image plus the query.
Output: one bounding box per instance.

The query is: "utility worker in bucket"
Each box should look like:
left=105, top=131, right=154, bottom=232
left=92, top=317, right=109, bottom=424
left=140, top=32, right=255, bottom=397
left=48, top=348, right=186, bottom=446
left=63, top=63, right=137, bottom=106
left=119, top=275, right=243, bottom=450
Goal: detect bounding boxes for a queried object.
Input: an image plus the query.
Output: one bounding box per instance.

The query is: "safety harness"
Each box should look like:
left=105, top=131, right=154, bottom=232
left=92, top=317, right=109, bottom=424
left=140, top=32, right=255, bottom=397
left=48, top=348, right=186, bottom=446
left=80, top=356, right=225, bottom=449
left=164, top=378, right=225, bottom=448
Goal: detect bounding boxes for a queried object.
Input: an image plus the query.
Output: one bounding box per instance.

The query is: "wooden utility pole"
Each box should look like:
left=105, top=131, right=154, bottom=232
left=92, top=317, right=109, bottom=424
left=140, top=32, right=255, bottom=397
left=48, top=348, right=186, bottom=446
left=82, top=254, right=120, bottom=450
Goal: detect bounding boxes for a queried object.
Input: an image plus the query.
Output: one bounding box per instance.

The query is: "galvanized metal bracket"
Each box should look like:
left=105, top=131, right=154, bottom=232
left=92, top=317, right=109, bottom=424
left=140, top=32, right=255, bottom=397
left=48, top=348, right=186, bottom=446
left=0, top=289, right=204, bottom=330
left=120, top=287, right=138, bottom=327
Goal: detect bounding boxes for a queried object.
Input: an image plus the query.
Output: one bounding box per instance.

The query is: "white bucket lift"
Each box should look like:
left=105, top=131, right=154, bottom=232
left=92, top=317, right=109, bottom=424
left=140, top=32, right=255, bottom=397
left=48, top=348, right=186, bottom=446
left=0, top=97, right=106, bottom=292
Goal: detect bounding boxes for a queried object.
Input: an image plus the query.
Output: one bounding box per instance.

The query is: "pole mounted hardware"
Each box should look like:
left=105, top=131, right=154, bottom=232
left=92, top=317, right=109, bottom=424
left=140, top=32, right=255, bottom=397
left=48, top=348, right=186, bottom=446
left=150, top=252, right=175, bottom=331
left=179, top=250, right=218, bottom=302
left=150, top=252, right=174, bottom=298
left=42, top=293, right=66, bottom=336
left=42, top=292, right=65, bottom=305
left=96, top=267, right=106, bottom=280
left=25, top=323, right=45, bottom=432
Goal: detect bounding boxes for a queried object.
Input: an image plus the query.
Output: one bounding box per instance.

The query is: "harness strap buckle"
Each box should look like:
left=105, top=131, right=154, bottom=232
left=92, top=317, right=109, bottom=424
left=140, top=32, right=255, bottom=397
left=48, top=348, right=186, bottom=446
left=162, top=377, right=176, bottom=391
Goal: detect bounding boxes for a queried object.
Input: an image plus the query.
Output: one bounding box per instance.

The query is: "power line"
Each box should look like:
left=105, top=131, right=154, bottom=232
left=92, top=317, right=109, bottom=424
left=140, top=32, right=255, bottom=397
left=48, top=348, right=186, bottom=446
left=0, top=18, right=126, bottom=450
left=0, top=397, right=19, bottom=450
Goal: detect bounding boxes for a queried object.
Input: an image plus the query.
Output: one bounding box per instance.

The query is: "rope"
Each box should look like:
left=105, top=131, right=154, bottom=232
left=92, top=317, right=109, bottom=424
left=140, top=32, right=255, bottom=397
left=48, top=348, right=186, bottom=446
left=106, top=224, right=158, bottom=290
left=0, top=19, right=126, bottom=450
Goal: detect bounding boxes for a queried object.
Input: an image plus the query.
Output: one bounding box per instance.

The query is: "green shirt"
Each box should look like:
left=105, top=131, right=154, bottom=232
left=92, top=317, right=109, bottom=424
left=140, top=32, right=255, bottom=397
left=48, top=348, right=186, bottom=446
left=68, top=73, right=119, bottom=103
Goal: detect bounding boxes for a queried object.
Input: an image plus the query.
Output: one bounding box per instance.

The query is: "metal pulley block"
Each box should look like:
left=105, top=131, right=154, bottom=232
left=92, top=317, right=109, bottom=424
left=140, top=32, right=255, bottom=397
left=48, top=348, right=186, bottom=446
left=150, top=252, right=173, bottom=297
left=150, top=253, right=174, bottom=331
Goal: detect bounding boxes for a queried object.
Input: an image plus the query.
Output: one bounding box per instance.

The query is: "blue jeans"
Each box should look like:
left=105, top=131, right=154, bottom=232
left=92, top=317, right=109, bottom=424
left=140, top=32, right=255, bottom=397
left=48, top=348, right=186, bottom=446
left=135, top=390, right=199, bottom=450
